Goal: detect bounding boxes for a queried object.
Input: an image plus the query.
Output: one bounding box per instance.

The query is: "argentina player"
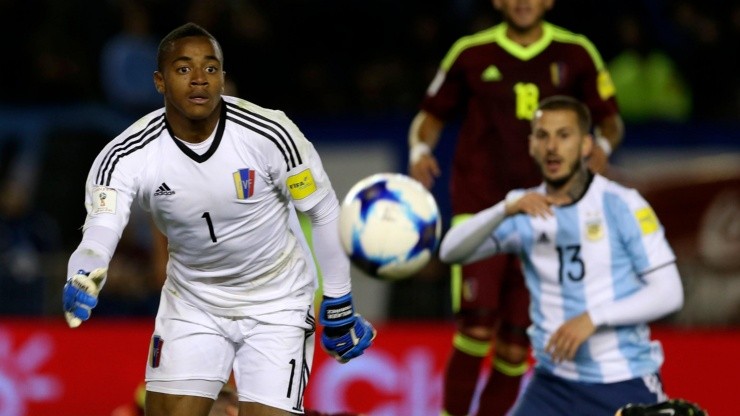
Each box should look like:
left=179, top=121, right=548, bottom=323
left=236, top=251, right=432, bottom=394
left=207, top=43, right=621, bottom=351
left=440, top=95, right=683, bottom=415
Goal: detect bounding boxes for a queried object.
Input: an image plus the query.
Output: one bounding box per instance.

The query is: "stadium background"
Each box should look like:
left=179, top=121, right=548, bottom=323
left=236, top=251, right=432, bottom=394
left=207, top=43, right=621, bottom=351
left=0, top=0, right=738, bottom=415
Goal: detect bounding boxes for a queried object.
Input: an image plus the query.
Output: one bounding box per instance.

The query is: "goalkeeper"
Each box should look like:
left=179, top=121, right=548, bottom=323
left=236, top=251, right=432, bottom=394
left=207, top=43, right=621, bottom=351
left=63, top=22, right=375, bottom=416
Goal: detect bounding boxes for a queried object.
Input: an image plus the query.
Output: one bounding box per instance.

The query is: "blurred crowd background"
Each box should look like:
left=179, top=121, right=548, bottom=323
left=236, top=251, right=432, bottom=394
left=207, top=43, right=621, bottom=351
left=0, top=0, right=738, bottom=324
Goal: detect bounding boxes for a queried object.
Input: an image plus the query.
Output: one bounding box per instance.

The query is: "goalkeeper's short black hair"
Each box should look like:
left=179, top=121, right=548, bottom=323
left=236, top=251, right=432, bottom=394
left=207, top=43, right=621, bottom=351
left=157, top=22, right=223, bottom=71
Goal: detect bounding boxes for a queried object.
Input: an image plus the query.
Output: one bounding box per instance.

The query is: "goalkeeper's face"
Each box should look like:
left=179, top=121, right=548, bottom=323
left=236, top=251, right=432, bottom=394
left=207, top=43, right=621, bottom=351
left=529, top=109, right=592, bottom=188
left=153, top=36, right=225, bottom=122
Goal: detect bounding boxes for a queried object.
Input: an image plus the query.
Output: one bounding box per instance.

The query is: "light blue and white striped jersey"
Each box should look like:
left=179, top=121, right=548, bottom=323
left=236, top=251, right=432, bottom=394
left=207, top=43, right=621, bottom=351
left=494, top=174, right=676, bottom=383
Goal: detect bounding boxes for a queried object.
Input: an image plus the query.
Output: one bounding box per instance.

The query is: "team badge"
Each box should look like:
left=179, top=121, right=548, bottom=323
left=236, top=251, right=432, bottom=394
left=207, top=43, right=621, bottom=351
left=635, top=207, right=659, bottom=235
left=233, top=168, right=255, bottom=200
left=91, top=186, right=117, bottom=215
left=550, top=62, right=567, bottom=87
left=585, top=217, right=605, bottom=241
left=287, top=169, right=317, bottom=200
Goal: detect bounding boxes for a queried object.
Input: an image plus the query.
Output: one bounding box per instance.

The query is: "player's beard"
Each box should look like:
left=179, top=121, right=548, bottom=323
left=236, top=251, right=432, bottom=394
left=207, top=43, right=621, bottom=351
left=544, top=157, right=583, bottom=193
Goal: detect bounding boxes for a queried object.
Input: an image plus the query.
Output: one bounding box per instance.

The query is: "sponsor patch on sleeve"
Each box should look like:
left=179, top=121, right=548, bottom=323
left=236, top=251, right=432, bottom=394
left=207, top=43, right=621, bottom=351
left=635, top=207, right=659, bottom=235
left=287, top=169, right=317, bottom=200
left=92, top=186, right=117, bottom=215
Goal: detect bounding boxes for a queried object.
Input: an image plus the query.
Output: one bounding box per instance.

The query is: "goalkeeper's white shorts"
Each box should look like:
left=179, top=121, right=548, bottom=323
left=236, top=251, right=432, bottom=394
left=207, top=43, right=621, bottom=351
left=145, top=288, right=316, bottom=412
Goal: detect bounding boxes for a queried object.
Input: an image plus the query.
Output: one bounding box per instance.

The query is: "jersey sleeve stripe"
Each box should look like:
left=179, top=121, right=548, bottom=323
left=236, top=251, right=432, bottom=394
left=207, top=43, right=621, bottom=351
left=225, top=115, right=291, bottom=170
left=549, top=24, right=606, bottom=70
left=96, top=115, right=165, bottom=185
left=441, top=26, right=499, bottom=71
left=225, top=102, right=303, bottom=168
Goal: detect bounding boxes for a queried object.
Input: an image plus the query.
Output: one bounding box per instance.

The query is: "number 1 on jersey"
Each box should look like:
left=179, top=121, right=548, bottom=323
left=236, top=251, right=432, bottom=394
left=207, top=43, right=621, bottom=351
left=202, top=212, right=217, bottom=242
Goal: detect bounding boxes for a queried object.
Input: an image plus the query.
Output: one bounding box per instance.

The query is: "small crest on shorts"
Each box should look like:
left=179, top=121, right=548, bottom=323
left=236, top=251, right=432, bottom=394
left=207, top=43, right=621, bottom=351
left=149, top=335, right=164, bottom=368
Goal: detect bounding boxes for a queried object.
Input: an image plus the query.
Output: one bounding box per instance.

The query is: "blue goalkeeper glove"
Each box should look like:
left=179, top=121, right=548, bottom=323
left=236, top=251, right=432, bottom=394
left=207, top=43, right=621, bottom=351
left=63, top=268, right=107, bottom=328
left=319, top=294, right=376, bottom=363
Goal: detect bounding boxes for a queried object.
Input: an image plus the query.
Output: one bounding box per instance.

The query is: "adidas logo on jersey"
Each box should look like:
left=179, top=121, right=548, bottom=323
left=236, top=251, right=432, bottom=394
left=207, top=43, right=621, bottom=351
left=481, top=65, right=502, bottom=81
left=154, top=183, right=175, bottom=196
left=537, top=233, right=550, bottom=244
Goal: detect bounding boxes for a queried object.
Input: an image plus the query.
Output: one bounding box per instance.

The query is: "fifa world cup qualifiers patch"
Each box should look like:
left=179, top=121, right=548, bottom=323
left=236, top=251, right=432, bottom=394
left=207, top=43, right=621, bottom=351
left=91, top=186, right=117, bottom=215
left=635, top=207, right=659, bottom=235
left=287, top=169, right=317, bottom=200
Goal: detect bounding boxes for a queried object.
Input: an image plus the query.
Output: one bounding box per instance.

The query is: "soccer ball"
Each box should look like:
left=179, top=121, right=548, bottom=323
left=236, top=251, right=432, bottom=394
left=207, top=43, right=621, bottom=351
left=338, top=173, right=442, bottom=280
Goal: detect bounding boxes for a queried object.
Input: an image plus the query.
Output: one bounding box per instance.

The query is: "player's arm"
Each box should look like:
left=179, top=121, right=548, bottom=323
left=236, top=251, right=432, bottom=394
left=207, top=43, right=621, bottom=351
left=63, top=144, right=136, bottom=328
left=408, top=110, right=444, bottom=189
left=441, top=191, right=562, bottom=264
left=589, top=263, right=683, bottom=327
left=439, top=200, right=507, bottom=264
left=595, top=113, right=624, bottom=153
left=304, top=192, right=376, bottom=363
left=589, top=113, right=624, bottom=174
left=277, top=110, right=377, bottom=363
left=63, top=225, right=121, bottom=328
left=547, top=263, right=683, bottom=362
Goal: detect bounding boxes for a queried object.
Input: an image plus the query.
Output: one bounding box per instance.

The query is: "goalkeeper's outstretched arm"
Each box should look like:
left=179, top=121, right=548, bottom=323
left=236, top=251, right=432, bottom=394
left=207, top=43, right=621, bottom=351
left=63, top=225, right=120, bottom=328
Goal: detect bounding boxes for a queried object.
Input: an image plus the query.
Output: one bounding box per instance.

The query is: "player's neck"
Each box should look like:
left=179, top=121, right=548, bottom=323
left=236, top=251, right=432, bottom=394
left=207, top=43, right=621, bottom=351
left=166, top=108, right=221, bottom=143
left=505, top=23, right=544, bottom=46
left=546, top=168, right=590, bottom=204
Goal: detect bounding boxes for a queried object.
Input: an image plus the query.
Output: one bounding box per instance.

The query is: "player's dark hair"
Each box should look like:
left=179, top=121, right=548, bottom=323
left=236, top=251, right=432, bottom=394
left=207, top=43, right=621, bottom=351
left=536, top=95, right=592, bottom=134
left=157, top=22, right=223, bottom=71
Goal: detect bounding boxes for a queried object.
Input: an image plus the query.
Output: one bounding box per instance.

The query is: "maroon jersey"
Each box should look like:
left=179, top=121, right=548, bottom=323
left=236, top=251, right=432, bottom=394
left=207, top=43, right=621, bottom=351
left=422, top=22, right=619, bottom=214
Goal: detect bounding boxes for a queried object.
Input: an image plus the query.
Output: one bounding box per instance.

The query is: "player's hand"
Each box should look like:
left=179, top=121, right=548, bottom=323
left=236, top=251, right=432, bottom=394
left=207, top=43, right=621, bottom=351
left=545, top=312, right=595, bottom=363
left=319, top=294, right=377, bottom=363
left=409, top=153, right=440, bottom=190
left=63, top=267, right=107, bottom=328
left=505, top=192, right=570, bottom=218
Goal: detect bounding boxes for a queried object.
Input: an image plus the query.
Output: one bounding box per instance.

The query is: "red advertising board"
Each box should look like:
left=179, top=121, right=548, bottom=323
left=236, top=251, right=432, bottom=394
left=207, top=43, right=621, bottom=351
left=0, top=319, right=736, bottom=416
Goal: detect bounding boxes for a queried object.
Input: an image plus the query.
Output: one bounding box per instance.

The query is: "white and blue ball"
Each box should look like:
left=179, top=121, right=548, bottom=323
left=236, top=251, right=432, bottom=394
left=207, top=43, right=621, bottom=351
left=339, top=173, right=441, bottom=280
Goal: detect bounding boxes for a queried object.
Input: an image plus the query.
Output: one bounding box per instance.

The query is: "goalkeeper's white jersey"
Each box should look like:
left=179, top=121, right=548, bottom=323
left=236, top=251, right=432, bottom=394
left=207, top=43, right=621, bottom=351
left=494, top=174, right=675, bottom=383
left=81, top=96, right=333, bottom=316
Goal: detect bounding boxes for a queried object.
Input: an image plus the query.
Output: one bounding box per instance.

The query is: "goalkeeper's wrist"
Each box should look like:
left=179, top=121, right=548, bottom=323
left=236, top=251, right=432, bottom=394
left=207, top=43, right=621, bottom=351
left=409, top=142, right=432, bottom=165
left=320, top=294, right=356, bottom=336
